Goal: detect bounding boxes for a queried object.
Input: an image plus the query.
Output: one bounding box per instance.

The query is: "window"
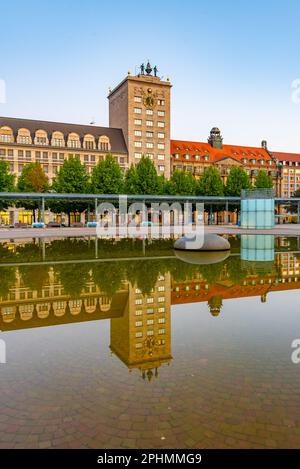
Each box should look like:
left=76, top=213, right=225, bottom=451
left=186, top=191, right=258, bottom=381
left=158, top=165, right=165, bottom=172
left=25, top=150, right=31, bottom=159
left=135, top=152, right=142, bottom=159
left=84, top=155, right=89, bottom=162
left=59, top=153, right=64, bottom=161
left=146, top=297, right=154, bottom=304
left=158, top=328, right=166, bottom=335
left=18, top=136, right=31, bottom=144
left=99, top=136, right=110, bottom=151
left=134, top=130, right=142, bottom=137
left=158, top=99, right=165, bottom=106
left=145, top=153, right=153, bottom=159
left=158, top=143, right=165, bottom=150
left=146, top=109, right=153, bottom=115
left=52, top=152, right=58, bottom=160
left=158, top=286, right=165, bottom=292
left=134, top=96, right=142, bottom=103
left=146, top=131, right=153, bottom=138
left=18, top=150, right=24, bottom=158
left=90, top=155, right=95, bottom=162
left=0, top=149, right=5, bottom=156
left=147, top=308, right=154, bottom=314
left=134, top=107, right=142, bottom=114
left=0, top=134, right=12, bottom=143
left=158, top=132, right=165, bottom=139
left=43, top=165, right=48, bottom=173
left=134, top=141, right=142, bottom=148
left=18, top=164, right=24, bottom=173
left=135, top=299, right=142, bottom=305
left=52, top=138, right=64, bottom=147
left=84, top=140, right=94, bottom=150
left=135, top=343, right=142, bottom=349
left=146, top=120, right=153, bottom=127
left=135, top=309, right=143, bottom=316
left=8, top=149, right=13, bottom=157
left=158, top=307, right=165, bottom=313
left=158, top=110, right=165, bottom=116
left=135, top=321, right=143, bottom=327
left=158, top=154, right=165, bottom=160
left=147, top=319, right=154, bottom=325
left=134, top=119, right=142, bottom=125
left=36, top=137, right=47, bottom=145
left=135, top=332, right=143, bottom=338
left=147, top=330, right=154, bottom=336
left=146, top=142, right=154, bottom=149
left=157, top=121, right=165, bottom=128
left=68, top=139, right=80, bottom=148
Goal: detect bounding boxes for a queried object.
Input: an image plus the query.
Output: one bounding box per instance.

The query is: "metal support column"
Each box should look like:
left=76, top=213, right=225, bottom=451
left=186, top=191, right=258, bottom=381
left=41, top=197, right=45, bottom=223
left=225, top=200, right=229, bottom=225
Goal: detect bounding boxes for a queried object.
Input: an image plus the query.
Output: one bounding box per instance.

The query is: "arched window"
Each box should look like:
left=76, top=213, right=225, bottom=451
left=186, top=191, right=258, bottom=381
left=0, top=126, right=14, bottom=143
left=83, top=134, right=95, bottom=150
left=51, top=131, right=65, bottom=147
left=34, top=129, right=49, bottom=146
left=17, top=128, right=32, bottom=145
left=67, top=132, right=81, bottom=149
left=98, top=135, right=110, bottom=152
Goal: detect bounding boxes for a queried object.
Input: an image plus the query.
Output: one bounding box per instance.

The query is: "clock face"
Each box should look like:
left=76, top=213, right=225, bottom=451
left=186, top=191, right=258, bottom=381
left=143, top=95, right=155, bottom=108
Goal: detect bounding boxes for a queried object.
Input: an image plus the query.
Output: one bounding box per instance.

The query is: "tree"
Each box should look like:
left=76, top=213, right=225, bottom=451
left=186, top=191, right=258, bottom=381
left=125, top=156, right=160, bottom=194
left=166, top=169, right=196, bottom=195
left=124, top=165, right=138, bottom=194
left=49, top=157, right=90, bottom=225
left=197, top=166, right=224, bottom=196
left=91, top=153, right=124, bottom=194
left=225, top=166, right=251, bottom=196
left=17, top=162, right=49, bottom=193
left=16, top=162, right=49, bottom=221
left=196, top=166, right=224, bottom=224
left=0, top=160, right=15, bottom=210
left=255, top=170, right=273, bottom=189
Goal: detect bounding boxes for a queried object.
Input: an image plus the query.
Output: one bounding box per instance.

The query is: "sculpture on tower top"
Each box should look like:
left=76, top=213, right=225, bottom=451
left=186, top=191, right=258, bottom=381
left=145, top=61, right=152, bottom=75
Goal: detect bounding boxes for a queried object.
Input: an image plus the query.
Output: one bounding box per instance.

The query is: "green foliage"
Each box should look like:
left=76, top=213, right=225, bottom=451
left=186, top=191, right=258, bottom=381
left=49, top=157, right=90, bottom=222
left=255, top=170, right=273, bottom=189
left=225, top=167, right=251, bottom=196
left=124, top=156, right=160, bottom=194
left=197, top=166, right=224, bottom=196
left=166, top=169, right=196, bottom=195
left=91, top=153, right=124, bottom=194
left=0, top=160, right=15, bottom=210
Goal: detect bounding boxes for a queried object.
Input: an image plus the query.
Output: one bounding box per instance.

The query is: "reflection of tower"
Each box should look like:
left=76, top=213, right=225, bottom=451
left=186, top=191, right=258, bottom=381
left=208, top=295, right=223, bottom=317
left=110, top=273, right=172, bottom=379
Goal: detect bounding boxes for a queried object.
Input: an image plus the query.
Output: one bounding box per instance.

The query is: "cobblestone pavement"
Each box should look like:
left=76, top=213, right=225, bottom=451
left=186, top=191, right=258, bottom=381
left=1, top=295, right=300, bottom=449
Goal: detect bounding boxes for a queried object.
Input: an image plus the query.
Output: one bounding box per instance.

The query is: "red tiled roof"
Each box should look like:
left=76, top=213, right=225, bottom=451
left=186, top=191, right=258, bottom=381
left=171, top=139, right=275, bottom=165
left=272, top=151, right=300, bottom=163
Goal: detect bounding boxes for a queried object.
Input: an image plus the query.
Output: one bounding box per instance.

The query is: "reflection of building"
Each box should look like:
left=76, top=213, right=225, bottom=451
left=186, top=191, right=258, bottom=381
left=171, top=253, right=300, bottom=316
left=0, top=266, right=129, bottom=330
left=110, top=273, right=172, bottom=380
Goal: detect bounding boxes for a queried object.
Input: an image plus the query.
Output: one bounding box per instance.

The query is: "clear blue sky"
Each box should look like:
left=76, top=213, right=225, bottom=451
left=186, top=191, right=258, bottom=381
left=1, top=0, right=300, bottom=152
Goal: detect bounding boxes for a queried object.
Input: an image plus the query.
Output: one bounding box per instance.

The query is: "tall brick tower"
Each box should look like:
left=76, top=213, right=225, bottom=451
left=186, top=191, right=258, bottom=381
left=108, top=61, right=171, bottom=178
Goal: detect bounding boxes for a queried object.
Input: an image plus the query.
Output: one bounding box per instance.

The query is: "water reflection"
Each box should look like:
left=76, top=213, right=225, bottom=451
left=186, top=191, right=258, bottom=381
left=1, top=236, right=300, bottom=380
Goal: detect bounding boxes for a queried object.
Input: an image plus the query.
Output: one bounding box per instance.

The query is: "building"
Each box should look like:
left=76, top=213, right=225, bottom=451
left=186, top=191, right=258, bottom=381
left=270, top=151, right=300, bottom=197
left=0, top=116, right=128, bottom=183
left=171, top=127, right=278, bottom=189
left=108, top=61, right=171, bottom=178
left=1, top=61, right=300, bottom=207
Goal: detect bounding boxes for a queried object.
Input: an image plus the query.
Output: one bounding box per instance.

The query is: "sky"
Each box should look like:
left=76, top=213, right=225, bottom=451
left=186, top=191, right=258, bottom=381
left=1, top=0, right=300, bottom=152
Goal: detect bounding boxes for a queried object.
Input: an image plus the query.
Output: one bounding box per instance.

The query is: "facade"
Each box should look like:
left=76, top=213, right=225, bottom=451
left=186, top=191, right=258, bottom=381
left=270, top=151, right=300, bottom=197
left=108, top=61, right=171, bottom=178
left=0, top=116, right=128, bottom=182
left=171, top=128, right=279, bottom=190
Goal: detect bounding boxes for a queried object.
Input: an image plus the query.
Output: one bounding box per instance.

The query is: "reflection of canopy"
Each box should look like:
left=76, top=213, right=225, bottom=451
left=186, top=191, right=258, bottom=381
left=174, top=249, right=230, bottom=265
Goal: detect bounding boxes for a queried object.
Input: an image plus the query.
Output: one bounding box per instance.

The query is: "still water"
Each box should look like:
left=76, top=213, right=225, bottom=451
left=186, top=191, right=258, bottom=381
left=0, top=235, right=300, bottom=449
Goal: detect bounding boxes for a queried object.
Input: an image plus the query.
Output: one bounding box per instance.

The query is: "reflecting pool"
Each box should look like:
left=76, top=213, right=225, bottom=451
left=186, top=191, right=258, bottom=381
left=0, top=235, right=300, bottom=448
